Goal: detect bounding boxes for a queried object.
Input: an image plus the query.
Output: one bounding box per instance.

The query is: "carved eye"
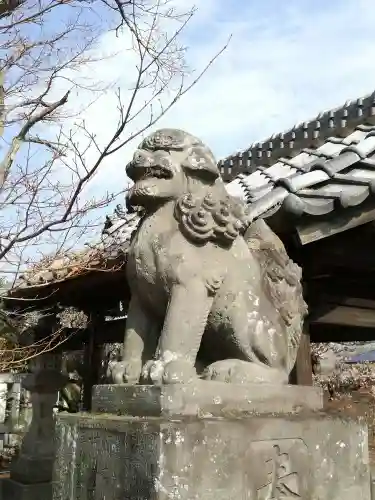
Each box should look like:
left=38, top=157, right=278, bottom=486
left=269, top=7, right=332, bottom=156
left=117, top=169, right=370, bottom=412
left=160, top=156, right=171, bottom=167
left=134, top=151, right=148, bottom=165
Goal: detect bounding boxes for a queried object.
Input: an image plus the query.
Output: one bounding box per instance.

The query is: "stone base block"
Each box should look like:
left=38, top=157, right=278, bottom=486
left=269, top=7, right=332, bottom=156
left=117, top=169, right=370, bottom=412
left=10, top=454, right=54, bottom=484
left=92, top=382, right=323, bottom=417
left=53, top=410, right=370, bottom=500
left=2, top=478, right=51, bottom=500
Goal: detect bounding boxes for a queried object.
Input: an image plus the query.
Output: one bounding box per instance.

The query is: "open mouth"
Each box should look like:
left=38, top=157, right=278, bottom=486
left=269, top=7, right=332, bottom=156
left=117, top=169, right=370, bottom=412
left=127, top=164, right=173, bottom=181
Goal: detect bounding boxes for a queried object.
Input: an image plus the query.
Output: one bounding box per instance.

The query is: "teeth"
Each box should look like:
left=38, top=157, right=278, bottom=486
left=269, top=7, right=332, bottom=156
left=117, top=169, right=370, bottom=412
left=139, top=166, right=170, bottom=180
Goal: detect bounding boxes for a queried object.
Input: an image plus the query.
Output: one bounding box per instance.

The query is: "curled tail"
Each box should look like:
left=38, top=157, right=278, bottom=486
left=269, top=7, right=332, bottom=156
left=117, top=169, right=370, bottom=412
left=244, top=219, right=307, bottom=372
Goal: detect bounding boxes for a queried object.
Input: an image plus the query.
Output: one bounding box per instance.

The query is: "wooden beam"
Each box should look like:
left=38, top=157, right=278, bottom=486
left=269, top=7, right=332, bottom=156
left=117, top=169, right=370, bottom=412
left=299, top=221, right=375, bottom=276
left=81, top=314, right=102, bottom=411
left=311, top=304, right=375, bottom=328
left=312, top=295, right=375, bottom=310
left=296, top=200, right=375, bottom=245
left=306, top=274, right=375, bottom=301
left=290, top=323, right=312, bottom=386
left=310, top=323, right=375, bottom=342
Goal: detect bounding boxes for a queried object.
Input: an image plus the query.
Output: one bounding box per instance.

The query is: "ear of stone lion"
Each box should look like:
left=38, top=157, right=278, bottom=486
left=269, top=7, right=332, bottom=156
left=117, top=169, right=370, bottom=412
left=180, top=142, right=219, bottom=182
left=244, top=219, right=308, bottom=372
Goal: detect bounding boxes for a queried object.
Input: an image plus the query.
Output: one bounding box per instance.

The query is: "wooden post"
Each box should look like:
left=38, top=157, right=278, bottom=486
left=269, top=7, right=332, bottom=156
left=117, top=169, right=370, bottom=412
left=82, top=314, right=102, bottom=411
left=290, top=322, right=313, bottom=386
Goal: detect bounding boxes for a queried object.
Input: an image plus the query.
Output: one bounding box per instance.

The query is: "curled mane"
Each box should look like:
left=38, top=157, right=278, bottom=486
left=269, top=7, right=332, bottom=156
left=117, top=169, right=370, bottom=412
left=173, top=170, right=307, bottom=371
left=245, top=219, right=308, bottom=371
left=174, top=183, right=248, bottom=248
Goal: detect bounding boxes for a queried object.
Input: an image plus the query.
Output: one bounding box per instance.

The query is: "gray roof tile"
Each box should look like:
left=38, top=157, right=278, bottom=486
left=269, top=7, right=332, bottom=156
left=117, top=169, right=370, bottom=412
left=11, top=90, right=375, bottom=291
left=220, top=90, right=375, bottom=178
left=227, top=121, right=375, bottom=224
left=13, top=212, right=139, bottom=289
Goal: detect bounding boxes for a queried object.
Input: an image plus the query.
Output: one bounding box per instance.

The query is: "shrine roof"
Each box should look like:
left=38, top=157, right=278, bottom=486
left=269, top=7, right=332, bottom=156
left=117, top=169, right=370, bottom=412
left=220, top=89, right=375, bottom=179
left=227, top=122, right=375, bottom=225
left=8, top=89, right=375, bottom=297
left=8, top=210, right=139, bottom=292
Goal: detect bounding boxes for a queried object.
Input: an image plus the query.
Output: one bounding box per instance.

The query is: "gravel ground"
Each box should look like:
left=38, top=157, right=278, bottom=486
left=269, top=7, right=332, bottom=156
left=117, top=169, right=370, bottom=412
left=324, top=389, right=375, bottom=464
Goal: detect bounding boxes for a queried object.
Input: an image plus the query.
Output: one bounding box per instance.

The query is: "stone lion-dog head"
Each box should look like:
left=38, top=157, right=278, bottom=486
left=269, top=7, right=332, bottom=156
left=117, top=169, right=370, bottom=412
left=126, top=128, right=248, bottom=247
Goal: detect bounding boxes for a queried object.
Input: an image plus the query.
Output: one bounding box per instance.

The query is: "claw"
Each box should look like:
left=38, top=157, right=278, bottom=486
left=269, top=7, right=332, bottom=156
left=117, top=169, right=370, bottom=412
left=142, top=358, right=197, bottom=385
left=149, top=360, right=165, bottom=385
left=107, top=359, right=142, bottom=385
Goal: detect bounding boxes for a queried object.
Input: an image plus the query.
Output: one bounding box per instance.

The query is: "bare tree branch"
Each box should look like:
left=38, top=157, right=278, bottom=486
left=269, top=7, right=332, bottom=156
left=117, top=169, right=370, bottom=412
left=0, top=0, right=228, bottom=368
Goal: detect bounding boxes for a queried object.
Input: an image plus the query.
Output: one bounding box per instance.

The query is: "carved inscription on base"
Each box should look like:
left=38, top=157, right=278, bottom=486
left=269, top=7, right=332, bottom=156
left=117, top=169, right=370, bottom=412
left=250, top=439, right=310, bottom=499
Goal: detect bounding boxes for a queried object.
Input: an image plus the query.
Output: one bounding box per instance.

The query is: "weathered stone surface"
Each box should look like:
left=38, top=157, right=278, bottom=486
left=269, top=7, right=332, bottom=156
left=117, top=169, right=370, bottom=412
left=109, top=128, right=307, bottom=386
left=53, top=410, right=371, bottom=500
left=92, top=382, right=323, bottom=417
left=4, top=354, right=66, bottom=500
left=2, top=478, right=52, bottom=500
left=10, top=455, right=55, bottom=484
left=10, top=354, right=67, bottom=485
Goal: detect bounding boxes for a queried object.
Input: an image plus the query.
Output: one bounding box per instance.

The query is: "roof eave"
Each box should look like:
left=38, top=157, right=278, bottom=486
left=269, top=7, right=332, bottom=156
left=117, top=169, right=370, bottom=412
left=219, top=91, right=375, bottom=180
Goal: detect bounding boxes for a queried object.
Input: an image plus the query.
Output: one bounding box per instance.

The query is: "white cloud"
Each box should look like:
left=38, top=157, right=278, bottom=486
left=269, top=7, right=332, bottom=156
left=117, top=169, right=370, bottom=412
left=5, top=0, right=375, bottom=269
left=62, top=0, right=375, bottom=201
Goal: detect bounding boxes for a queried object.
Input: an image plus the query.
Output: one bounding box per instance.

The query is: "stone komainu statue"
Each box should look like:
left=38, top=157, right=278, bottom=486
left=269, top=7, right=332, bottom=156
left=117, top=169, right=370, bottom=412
left=110, top=129, right=307, bottom=385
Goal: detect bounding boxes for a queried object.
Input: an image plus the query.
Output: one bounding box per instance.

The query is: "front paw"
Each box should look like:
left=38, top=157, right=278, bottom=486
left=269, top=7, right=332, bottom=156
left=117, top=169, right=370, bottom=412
left=201, top=359, right=288, bottom=385
left=142, top=358, right=197, bottom=385
left=107, top=358, right=142, bottom=384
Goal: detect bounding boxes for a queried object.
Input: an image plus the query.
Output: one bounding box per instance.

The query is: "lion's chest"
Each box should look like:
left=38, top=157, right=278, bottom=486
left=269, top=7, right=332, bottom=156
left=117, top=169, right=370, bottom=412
left=127, top=214, right=175, bottom=310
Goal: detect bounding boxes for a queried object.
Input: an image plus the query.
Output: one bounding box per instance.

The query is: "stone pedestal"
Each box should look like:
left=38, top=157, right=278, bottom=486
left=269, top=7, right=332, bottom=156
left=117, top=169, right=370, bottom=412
left=52, top=382, right=371, bottom=500
left=92, top=381, right=324, bottom=417
left=3, top=354, right=68, bottom=500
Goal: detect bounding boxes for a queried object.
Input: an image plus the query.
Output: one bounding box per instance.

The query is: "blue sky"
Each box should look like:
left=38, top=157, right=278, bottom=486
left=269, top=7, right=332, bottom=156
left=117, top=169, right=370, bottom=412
left=51, top=0, right=375, bottom=217
left=70, top=0, right=375, bottom=167
left=4, top=0, right=375, bottom=271
left=8, top=0, right=375, bottom=171
left=169, top=0, right=375, bottom=158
